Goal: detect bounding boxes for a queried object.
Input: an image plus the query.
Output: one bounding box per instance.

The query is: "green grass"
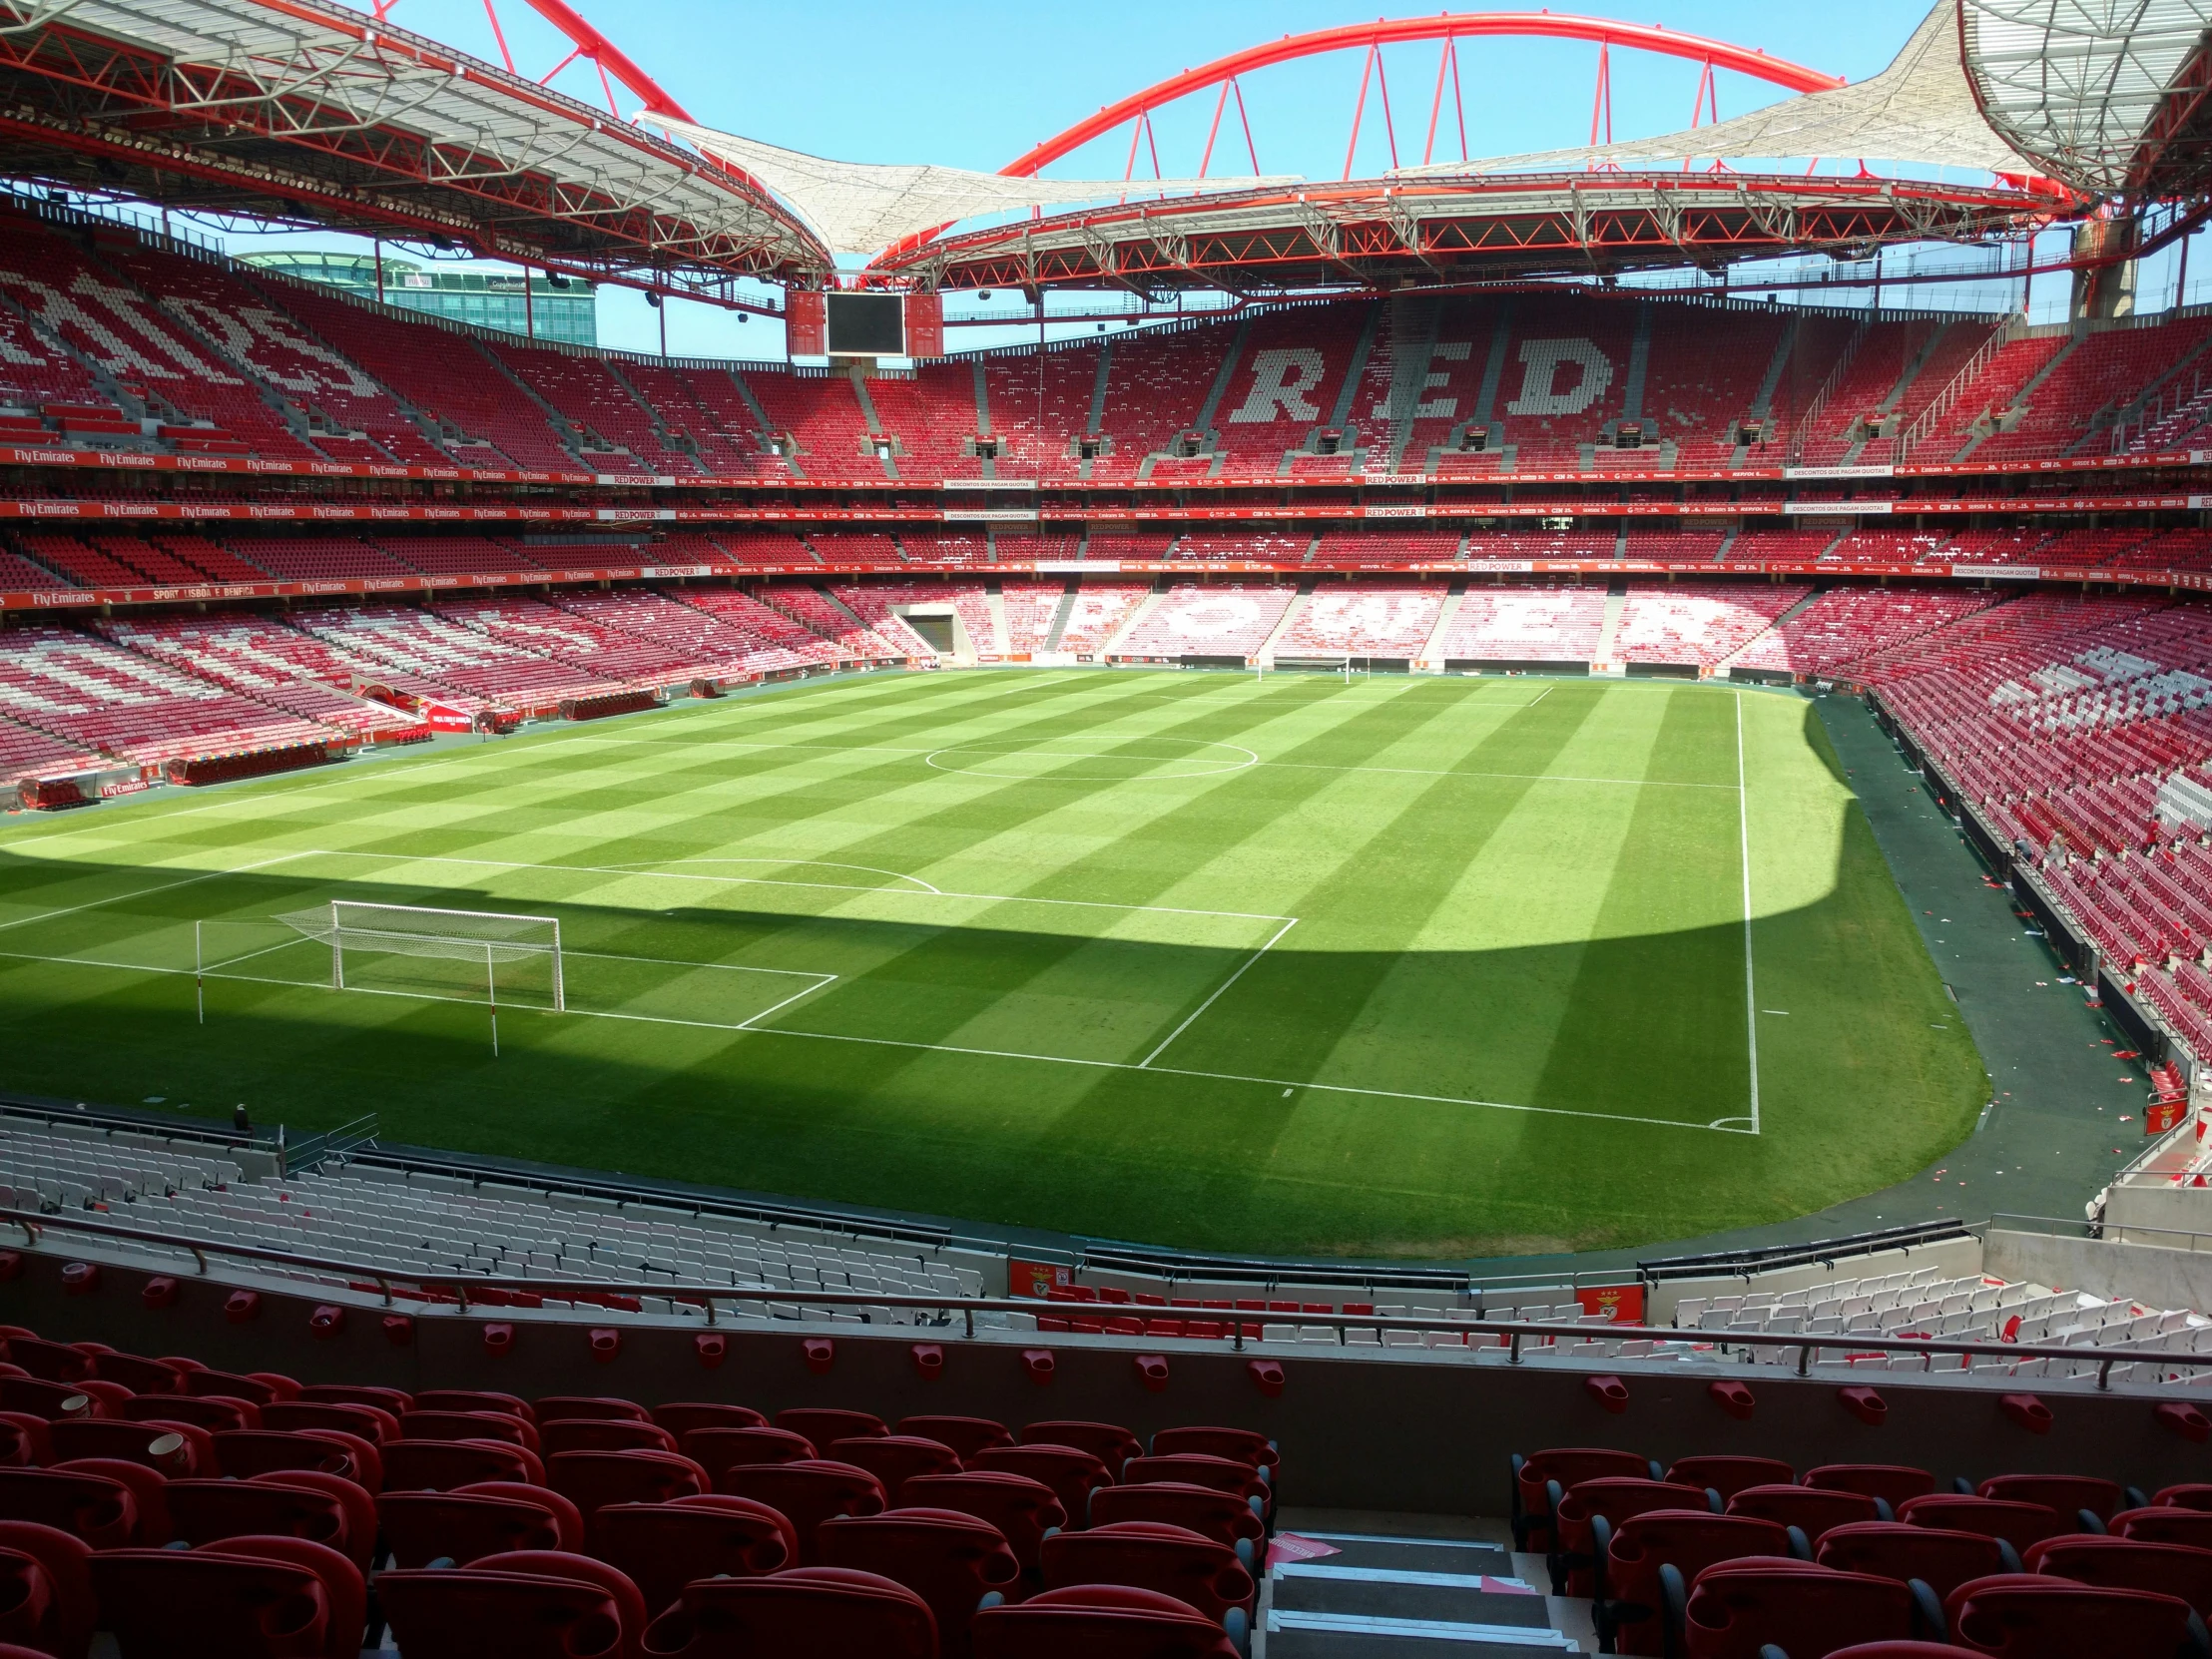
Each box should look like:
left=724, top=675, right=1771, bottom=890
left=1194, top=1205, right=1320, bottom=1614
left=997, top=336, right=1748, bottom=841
left=0, top=669, right=1988, bottom=1259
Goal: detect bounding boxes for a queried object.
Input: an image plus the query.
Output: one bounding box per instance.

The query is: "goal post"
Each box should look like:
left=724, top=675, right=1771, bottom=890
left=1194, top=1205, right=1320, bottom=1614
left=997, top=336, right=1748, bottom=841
left=279, top=901, right=565, bottom=1012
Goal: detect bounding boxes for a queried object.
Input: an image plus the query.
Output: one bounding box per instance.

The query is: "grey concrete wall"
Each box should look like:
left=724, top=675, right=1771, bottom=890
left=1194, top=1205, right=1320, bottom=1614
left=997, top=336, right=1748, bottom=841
left=1985, top=1228, right=2212, bottom=1312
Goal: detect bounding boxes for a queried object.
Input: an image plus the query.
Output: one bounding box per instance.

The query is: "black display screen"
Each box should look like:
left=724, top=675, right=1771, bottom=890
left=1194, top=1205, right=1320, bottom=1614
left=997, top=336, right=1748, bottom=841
left=826, top=292, right=904, bottom=356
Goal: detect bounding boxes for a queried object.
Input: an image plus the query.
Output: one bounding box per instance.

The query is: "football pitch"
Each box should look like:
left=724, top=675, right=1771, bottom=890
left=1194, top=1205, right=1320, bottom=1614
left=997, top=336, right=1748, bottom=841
left=0, top=669, right=1988, bottom=1258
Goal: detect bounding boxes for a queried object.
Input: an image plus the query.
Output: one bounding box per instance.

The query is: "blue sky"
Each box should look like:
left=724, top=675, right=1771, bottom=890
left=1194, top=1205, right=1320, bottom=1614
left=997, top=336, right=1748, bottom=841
left=191, top=2, right=2123, bottom=355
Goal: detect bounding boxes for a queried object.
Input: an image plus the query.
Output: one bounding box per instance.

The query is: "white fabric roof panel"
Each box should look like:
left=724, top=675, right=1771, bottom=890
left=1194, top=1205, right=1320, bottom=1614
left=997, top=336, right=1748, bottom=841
left=647, top=117, right=1299, bottom=258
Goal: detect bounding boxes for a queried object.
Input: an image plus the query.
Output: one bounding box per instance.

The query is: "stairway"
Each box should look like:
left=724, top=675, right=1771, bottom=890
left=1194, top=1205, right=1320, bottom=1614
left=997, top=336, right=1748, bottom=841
left=1255, top=584, right=1314, bottom=667
left=1416, top=581, right=1467, bottom=669
left=1590, top=586, right=1630, bottom=669
left=1263, top=1510, right=1585, bottom=1655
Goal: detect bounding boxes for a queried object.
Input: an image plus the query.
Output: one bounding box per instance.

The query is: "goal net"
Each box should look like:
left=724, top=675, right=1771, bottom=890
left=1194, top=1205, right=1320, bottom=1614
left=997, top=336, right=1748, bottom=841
left=278, top=901, right=565, bottom=1011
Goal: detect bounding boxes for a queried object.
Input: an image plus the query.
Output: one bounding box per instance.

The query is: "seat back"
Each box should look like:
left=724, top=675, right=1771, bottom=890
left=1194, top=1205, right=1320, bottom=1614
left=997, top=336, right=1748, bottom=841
left=543, top=1420, right=677, bottom=1457
left=1023, top=1421, right=1142, bottom=1470
left=166, top=1479, right=346, bottom=1553
left=2024, top=1534, right=2212, bottom=1618
left=412, top=1390, right=531, bottom=1422
left=45, top=1420, right=193, bottom=1476
left=50, top=1458, right=168, bottom=1546
left=547, top=1449, right=710, bottom=1543
left=1121, top=1456, right=1268, bottom=1511
left=1946, top=1571, right=2197, bottom=1658
left=1978, top=1475, right=2124, bottom=1524
left=597, top=1495, right=796, bottom=1616
left=296, top=1384, right=412, bottom=1416
left=1042, top=1520, right=1254, bottom=1621
left=1898, top=1496, right=2067, bottom=1553
left=381, top=1438, right=543, bottom=1492
left=374, top=1487, right=579, bottom=1567
left=2117, top=1508, right=2212, bottom=1549
left=376, top=1566, right=624, bottom=1659
left=0, top=1520, right=93, bottom=1659
left=1090, top=1482, right=1265, bottom=1548
left=88, top=1547, right=330, bottom=1659
left=821, top=1506, right=1021, bottom=1652
left=896, top=1417, right=1012, bottom=1462
left=1604, top=1512, right=1791, bottom=1656
left=649, top=1403, right=767, bottom=1440
left=400, top=1410, right=538, bottom=1452
left=718, top=1460, right=886, bottom=1564
left=639, top=1565, right=935, bottom=1658
left=969, top=1446, right=1115, bottom=1528
left=473, top=1550, right=649, bottom=1652
left=121, top=1396, right=251, bottom=1434
left=1684, top=1560, right=1916, bottom=1659
left=1727, top=1484, right=1882, bottom=1543
left=209, top=1432, right=354, bottom=1484
left=971, top=1583, right=1241, bottom=1658
left=197, top=1536, right=365, bottom=1659
left=1808, top=1466, right=1939, bottom=1510
left=0, top=1468, right=134, bottom=1549
left=1820, top=1521, right=2013, bottom=1599
left=1666, top=1457, right=1795, bottom=1501
left=535, top=1397, right=651, bottom=1426
left=681, top=1426, right=816, bottom=1483
left=1514, top=1449, right=1656, bottom=1549
left=830, top=1435, right=962, bottom=1491
left=1148, top=1428, right=1276, bottom=1471
left=260, top=1402, right=397, bottom=1446
left=776, top=1408, right=886, bottom=1445
left=902, top=1472, right=1066, bottom=1572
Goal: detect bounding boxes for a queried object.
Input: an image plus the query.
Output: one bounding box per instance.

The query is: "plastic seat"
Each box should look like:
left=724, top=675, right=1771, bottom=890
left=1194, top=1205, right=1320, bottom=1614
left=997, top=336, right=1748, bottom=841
left=249, top=1472, right=375, bottom=1575
left=1668, top=1457, right=1796, bottom=1502
left=210, top=1431, right=355, bottom=1483
left=46, top=1420, right=194, bottom=1475
left=297, top=1384, right=412, bottom=1416
left=1601, top=1511, right=1792, bottom=1656
left=903, top=1471, right=1066, bottom=1574
left=120, top=1394, right=254, bottom=1434
left=181, top=1370, right=297, bottom=1406
left=1684, top=1559, right=1924, bottom=1658
left=402, top=1410, right=541, bottom=1453
left=89, top=1536, right=361, bottom=1659
left=1554, top=1478, right=1719, bottom=1595
left=898, top=1417, right=1013, bottom=1462
left=718, top=1460, right=886, bottom=1564
left=1899, top=1496, right=2069, bottom=1553
left=638, top=1565, right=935, bottom=1658
left=382, top=1437, right=544, bottom=1491
left=598, top=1495, right=796, bottom=1616
left=1811, top=1466, right=1940, bottom=1511
left=650, top=1404, right=766, bottom=1440
left=1042, top=1519, right=1254, bottom=1624
left=971, top=1582, right=1241, bottom=1658
left=50, top=1457, right=169, bottom=1546
left=1979, top=1474, right=2125, bottom=1527
left=822, top=1506, right=1021, bottom=1656
left=1513, top=1449, right=1658, bottom=1551
left=1148, top=1428, right=1276, bottom=1473
left=474, top=1550, right=650, bottom=1653
left=0, top=1467, right=134, bottom=1549
left=2157, top=1488, right=2212, bottom=1513
left=536, top=1397, right=651, bottom=1426
left=165, top=1478, right=347, bottom=1554
left=1122, top=1456, right=1270, bottom=1518
left=682, top=1426, right=816, bottom=1481
left=831, top=1435, right=962, bottom=1491
left=1822, top=1521, right=2019, bottom=1598
left=1089, top=1483, right=1264, bottom=1560
left=543, top=1419, right=678, bottom=1457
left=261, top=1401, right=398, bottom=1445
left=777, top=1408, right=886, bottom=1446
left=2120, top=1510, right=2212, bottom=1549
left=2025, top=1534, right=2212, bottom=1618
left=375, top=1482, right=584, bottom=1567
left=1729, top=1484, right=1885, bottom=1543
left=378, top=1564, right=627, bottom=1659
left=0, top=1520, right=94, bottom=1659
left=1944, top=1571, right=2203, bottom=1658
left=1024, top=1421, right=1142, bottom=1472
left=414, top=1389, right=532, bottom=1422
left=201, top=1537, right=364, bottom=1659
left=548, top=1449, right=710, bottom=1544
left=972, top=1445, right=1115, bottom=1529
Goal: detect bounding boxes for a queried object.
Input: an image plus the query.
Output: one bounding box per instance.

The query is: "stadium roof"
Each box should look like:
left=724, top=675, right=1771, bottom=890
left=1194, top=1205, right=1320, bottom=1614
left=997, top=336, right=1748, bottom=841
left=1390, top=4, right=2030, bottom=181
left=1959, top=0, right=2212, bottom=199
left=0, top=0, right=831, bottom=292
left=644, top=117, right=1298, bottom=259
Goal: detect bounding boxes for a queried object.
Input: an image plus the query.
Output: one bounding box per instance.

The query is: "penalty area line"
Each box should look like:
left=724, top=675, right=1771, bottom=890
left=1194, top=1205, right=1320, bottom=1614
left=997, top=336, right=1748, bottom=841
left=1139, top=916, right=1298, bottom=1068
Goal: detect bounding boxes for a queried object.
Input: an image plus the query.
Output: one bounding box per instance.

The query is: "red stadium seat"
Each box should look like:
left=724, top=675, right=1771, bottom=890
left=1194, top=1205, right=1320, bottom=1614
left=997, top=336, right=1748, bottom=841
left=1600, top=1511, right=1793, bottom=1656
left=2024, top=1534, right=2212, bottom=1617
left=474, top=1550, right=650, bottom=1651
left=1944, top=1571, right=2202, bottom=1658
left=639, top=1565, right=936, bottom=1658
left=297, top=1384, right=412, bottom=1416
left=1729, top=1484, right=1885, bottom=1543
left=414, top=1390, right=532, bottom=1422
left=44, top=1420, right=191, bottom=1475
left=1810, top=1467, right=1940, bottom=1509
left=1147, top=1428, right=1276, bottom=1472
left=971, top=1446, right=1116, bottom=1529
left=542, top=1419, right=678, bottom=1457
left=1042, top=1519, right=1255, bottom=1623
left=903, top=1471, right=1066, bottom=1573
left=209, top=1431, right=355, bottom=1484
left=2120, top=1510, right=2212, bottom=1549
left=1684, top=1559, right=1925, bottom=1658
left=120, top=1395, right=253, bottom=1434
left=717, top=1460, right=886, bottom=1564
left=89, top=1537, right=359, bottom=1659
left=1121, top=1456, right=1269, bottom=1519
left=650, top=1404, right=768, bottom=1439
left=971, top=1583, right=1241, bottom=1658
left=1554, top=1478, right=1721, bottom=1595
left=0, top=1520, right=93, bottom=1659
left=49, top=1458, right=169, bottom=1545
left=1667, top=1457, right=1796, bottom=1501
left=379, top=1565, right=627, bottom=1659
left=165, top=1477, right=348, bottom=1554
left=1513, top=1449, right=1658, bottom=1551
left=546, top=1449, right=710, bottom=1544
left=401, top=1409, right=540, bottom=1453
left=2157, top=1487, right=2212, bottom=1513
left=536, top=1396, right=652, bottom=1425
left=0, top=1467, right=134, bottom=1549
left=777, top=1408, right=886, bottom=1445
left=1024, top=1421, right=1142, bottom=1471
left=1899, top=1496, right=2070, bottom=1553
left=199, top=1537, right=364, bottom=1659
left=375, top=1483, right=584, bottom=1566
left=1089, top=1483, right=1265, bottom=1559
left=821, top=1506, right=1021, bottom=1654
left=897, top=1417, right=1013, bottom=1461
left=1821, top=1521, right=2020, bottom=1598
left=261, top=1401, right=398, bottom=1445
left=597, top=1495, right=796, bottom=1615
left=381, top=1438, right=544, bottom=1492
left=830, top=1434, right=963, bottom=1491
left=681, top=1426, right=816, bottom=1481
left=1979, top=1475, right=2126, bottom=1527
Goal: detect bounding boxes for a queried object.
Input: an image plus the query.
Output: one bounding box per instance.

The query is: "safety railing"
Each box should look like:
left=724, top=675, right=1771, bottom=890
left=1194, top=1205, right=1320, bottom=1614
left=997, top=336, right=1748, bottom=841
left=2, top=1208, right=2201, bottom=1393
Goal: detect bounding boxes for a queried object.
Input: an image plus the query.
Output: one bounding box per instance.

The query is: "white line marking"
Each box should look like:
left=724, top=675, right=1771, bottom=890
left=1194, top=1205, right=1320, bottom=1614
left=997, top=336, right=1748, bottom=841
left=1737, top=691, right=1761, bottom=1137
left=1140, top=916, right=1299, bottom=1068
left=737, top=975, right=841, bottom=1030
left=0, top=849, right=311, bottom=934
left=599, top=856, right=944, bottom=894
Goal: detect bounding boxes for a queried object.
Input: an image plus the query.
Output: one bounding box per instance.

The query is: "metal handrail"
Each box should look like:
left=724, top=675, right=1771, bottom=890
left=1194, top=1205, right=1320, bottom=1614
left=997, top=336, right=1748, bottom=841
left=3, top=1208, right=2201, bottom=1392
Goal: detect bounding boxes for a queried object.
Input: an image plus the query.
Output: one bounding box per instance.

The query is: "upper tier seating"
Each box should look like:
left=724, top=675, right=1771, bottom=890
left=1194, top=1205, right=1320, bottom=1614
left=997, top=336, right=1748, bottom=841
left=487, top=341, right=704, bottom=474
left=1112, top=585, right=1295, bottom=659
left=224, top=537, right=419, bottom=583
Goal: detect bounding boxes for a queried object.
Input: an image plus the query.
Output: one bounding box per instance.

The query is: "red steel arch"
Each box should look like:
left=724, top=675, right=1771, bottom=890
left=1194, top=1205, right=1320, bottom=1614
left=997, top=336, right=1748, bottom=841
left=1003, top=13, right=1846, bottom=179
